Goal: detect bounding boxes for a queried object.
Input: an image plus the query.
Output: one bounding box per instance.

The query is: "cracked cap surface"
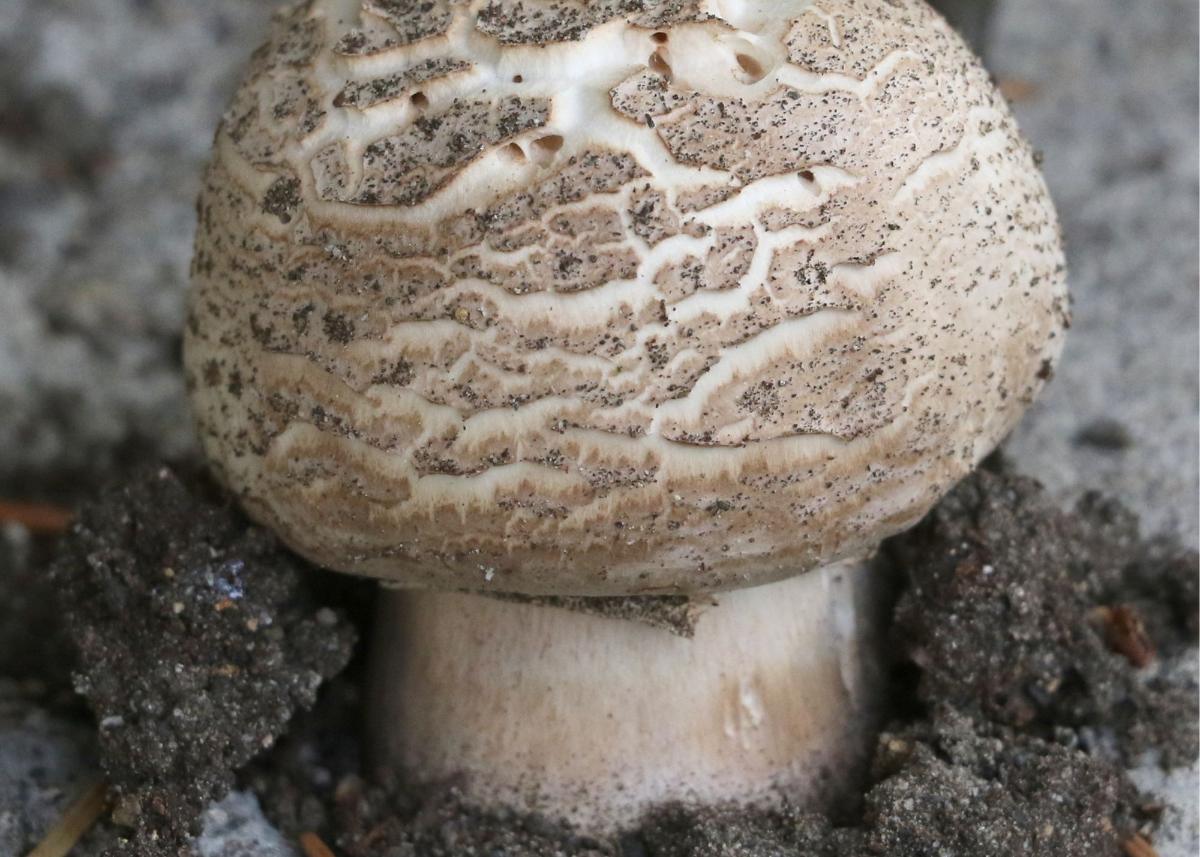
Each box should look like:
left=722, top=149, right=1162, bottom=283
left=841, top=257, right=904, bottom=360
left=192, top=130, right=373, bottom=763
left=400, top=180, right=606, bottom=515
left=185, top=0, right=1067, bottom=595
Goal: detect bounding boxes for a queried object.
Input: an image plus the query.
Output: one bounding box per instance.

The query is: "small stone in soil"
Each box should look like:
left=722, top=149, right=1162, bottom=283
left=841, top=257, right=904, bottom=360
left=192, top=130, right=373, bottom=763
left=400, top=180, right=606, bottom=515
left=1075, top=419, right=1136, bottom=451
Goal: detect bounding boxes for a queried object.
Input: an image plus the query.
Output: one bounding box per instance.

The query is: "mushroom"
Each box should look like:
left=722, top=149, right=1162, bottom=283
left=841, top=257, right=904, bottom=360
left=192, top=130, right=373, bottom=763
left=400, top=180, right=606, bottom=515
left=184, top=0, right=1068, bottom=834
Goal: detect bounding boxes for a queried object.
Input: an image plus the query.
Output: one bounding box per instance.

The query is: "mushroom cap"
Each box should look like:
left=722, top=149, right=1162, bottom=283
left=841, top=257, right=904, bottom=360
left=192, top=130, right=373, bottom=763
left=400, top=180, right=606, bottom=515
left=185, top=0, right=1067, bottom=596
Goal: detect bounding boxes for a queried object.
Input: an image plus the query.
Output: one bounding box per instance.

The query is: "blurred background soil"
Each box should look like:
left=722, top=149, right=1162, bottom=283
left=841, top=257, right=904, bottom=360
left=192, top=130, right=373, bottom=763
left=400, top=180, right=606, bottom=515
left=0, top=0, right=1196, bottom=854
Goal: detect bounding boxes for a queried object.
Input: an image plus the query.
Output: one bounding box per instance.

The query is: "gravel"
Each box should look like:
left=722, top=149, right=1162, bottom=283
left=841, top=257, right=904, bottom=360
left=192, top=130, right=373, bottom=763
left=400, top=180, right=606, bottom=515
left=195, top=793, right=297, bottom=857
left=995, top=0, right=1200, bottom=548
left=0, top=0, right=274, bottom=495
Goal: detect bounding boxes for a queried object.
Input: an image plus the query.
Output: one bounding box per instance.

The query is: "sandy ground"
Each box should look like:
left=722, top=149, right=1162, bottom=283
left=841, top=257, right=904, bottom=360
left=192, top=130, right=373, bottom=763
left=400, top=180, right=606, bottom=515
left=0, top=0, right=1195, bottom=854
left=996, top=0, right=1200, bottom=548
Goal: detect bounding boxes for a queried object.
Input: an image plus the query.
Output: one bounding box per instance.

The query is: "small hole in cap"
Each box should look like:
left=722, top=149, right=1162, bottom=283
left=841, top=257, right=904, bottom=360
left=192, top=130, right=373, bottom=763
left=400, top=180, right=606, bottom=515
left=735, top=53, right=767, bottom=82
left=410, top=91, right=429, bottom=109
left=529, top=134, right=564, bottom=165
left=651, top=31, right=668, bottom=44
left=649, top=51, right=673, bottom=81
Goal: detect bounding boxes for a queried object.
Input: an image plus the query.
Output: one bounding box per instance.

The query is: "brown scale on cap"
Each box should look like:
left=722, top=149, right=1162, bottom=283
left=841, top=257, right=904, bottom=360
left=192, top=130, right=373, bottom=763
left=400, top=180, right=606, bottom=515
left=185, top=0, right=1067, bottom=596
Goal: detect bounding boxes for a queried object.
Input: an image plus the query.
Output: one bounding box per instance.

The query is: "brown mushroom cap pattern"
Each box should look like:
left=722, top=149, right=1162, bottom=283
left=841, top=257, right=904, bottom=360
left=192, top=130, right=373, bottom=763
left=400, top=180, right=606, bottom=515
left=185, top=0, right=1068, bottom=596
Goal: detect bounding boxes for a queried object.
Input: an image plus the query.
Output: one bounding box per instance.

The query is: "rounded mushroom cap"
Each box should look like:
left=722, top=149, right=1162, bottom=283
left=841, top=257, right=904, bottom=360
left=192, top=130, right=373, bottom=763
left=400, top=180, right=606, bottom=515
left=185, top=0, right=1067, bottom=596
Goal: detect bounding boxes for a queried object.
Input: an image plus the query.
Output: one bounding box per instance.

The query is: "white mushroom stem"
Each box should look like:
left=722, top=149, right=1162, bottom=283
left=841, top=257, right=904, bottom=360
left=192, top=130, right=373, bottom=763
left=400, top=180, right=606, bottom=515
left=367, top=559, right=889, bottom=833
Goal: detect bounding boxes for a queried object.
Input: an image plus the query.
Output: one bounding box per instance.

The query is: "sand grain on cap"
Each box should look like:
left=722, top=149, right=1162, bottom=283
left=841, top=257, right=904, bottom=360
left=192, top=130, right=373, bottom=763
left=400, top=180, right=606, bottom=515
left=185, top=0, right=1068, bottom=594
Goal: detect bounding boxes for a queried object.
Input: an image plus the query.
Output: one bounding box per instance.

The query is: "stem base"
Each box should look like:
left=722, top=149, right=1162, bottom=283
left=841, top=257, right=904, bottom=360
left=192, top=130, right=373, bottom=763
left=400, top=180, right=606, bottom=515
left=368, top=560, right=889, bottom=833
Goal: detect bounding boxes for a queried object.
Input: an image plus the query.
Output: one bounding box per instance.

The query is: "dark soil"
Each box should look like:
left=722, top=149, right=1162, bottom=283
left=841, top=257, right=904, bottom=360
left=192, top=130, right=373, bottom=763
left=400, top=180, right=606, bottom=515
left=0, top=525, right=75, bottom=691
left=6, top=460, right=1197, bottom=856
left=49, top=465, right=356, bottom=856
left=889, top=464, right=1198, bottom=768
left=251, top=702, right=1129, bottom=857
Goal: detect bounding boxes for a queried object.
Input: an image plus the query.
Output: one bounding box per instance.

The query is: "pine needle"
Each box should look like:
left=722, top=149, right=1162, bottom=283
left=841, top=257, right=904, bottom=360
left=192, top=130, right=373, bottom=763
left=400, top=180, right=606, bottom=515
left=0, top=500, right=72, bottom=535
left=1122, top=833, right=1161, bottom=857
left=26, top=781, right=109, bottom=857
left=299, top=832, right=338, bottom=857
